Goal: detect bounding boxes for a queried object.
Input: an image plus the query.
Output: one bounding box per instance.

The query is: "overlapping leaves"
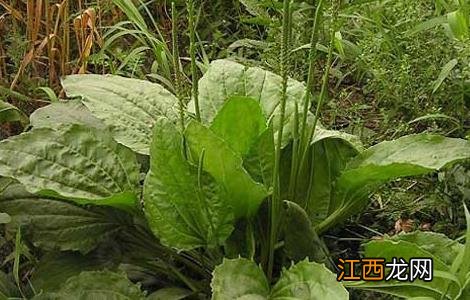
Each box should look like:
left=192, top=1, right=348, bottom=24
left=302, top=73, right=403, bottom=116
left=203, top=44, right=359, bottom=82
left=143, top=118, right=234, bottom=250
left=348, top=217, right=470, bottom=300
left=191, top=59, right=309, bottom=147
left=33, top=270, right=145, bottom=299
left=318, top=134, right=470, bottom=232
left=143, top=97, right=269, bottom=250
left=0, top=183, right=132, bottom=254
left=211, top=258, right=348, bottom=299
left=30, top=100, right=105, bottom=130
left=62, top=74, right=180, bottom=155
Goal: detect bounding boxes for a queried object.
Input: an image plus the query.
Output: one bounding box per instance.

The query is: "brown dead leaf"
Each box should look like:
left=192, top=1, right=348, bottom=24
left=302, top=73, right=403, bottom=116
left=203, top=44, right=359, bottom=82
left=420, top=223, right=432, bottom=231
left=394, top=218, right=415, bottom=234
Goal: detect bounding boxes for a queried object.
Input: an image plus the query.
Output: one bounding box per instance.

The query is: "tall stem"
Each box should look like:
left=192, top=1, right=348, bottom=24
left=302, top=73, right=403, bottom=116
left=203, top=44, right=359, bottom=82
left=309, top=0, right=340, bottom=140
left=304, top=1, right=341, bottom=209
left=187, top=0, right=200, bottom=121
left=171, top=2, right=185, bottom=132
left=299, top=0, right=325, bottom=150
left=268, top=0, right=292, bottom=282
left=290, top=0, right=325, bottom=202
left=296, top=1, right=339, bottom=209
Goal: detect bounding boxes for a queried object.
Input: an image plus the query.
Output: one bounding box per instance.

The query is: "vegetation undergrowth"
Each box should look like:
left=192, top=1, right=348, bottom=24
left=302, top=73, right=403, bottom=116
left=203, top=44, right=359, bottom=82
left=0, top=0, right=469, bottom=299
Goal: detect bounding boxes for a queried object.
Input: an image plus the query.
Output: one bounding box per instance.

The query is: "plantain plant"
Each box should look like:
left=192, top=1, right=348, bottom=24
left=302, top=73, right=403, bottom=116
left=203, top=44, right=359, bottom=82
left=0, top=1, right=470, bottom=298
left=0, top=56, right=468, bottom=299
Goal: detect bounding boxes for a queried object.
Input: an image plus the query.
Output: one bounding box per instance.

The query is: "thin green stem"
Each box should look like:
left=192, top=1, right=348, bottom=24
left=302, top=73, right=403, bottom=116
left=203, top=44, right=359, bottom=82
left=268, top=0, right=292, bottom=282
left=187, top=0, right=200, bottom=121
left=171, top=2, right=185, bottom=132
left=299, top=0, right=325, bottom=148
left=292, top=0, right=326, bottom=205
left=297, top=1, right=338, bottom=210
left=288, top=102, right=300, bottom=200
left=308, top=1, right=339, bottom=142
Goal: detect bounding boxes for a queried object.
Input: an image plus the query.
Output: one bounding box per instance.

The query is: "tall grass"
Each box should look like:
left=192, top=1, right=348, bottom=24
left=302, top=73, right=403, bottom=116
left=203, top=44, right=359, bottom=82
left=108, top=0, right=173, bottom=84
left=0, top=0, right=106, bottom=93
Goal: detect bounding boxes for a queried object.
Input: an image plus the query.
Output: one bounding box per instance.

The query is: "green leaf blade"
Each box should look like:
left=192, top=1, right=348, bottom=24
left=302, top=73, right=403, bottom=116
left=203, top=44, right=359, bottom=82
left=244, top=126, right=275, bottom=189
left=193, top=59, right=309, bottom=148
left=0, top=125, right=140, bottom=208
left=143, top=119, right=234, bottom=250
left=321, top=134, right=470, bottom=232
left=30, top=100, right=106, bottom=129
left=185, top=121, right=268, bottom=218
left=283, top=201, right=328, bottom=263
left=62, top=74, right=179, bottom=155
left=356, top=234, right=464, bottom=299
left=34, top=270, right=145, bottom=300
left=0, top=183, right=132, bottom=253
left=433, top=59, right=458, bottom=94
left=271, top=260, right=349, bottom=299
left=31, top=252, right=115, bottom=292
left=0, top=100, right=27, bottom=125
left=211, top=258, right=269, bottom=300
left=0, top=125, right=139, bottom=207
left=210, top=96, right=267, bottom=156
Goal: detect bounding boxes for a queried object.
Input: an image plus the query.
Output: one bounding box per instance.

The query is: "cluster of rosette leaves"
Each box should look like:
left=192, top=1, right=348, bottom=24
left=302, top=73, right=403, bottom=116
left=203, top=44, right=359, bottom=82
left=0, top=60, right=469, bottom=299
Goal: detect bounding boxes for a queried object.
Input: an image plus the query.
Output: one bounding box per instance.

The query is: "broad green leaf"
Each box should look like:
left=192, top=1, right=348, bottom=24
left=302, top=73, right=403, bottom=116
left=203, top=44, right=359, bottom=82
left=62, top=74, right=179, bottom=155
left=211, top=259, right=348, bottom=300
left=0, top=183, right=132, bottom=254
left=211, top=258, right=269, bottom=300
left=320, top=134, right=470, bottom=232
left=307, top=128, right=363, bottom=225
left=244, top=126, right=275, bottom=189
left=283, top=201, right=328, bottom=263
left=0, top=100, right=27, bottom=125
left=360, top=238, right=461, bottom=299
left=31, top=252, right=116, bottom=292
left=334, top=31, right=345, bottom=58
left=311, top=126, right=363, bottom=151
left=143, top=118, right=234, bottom=250
left=193, top=59, right=310, bottom=147
left=185, top=121, right=268, bottom=218
left=30, top=100, right=105, bottom=129
left=34, top=270, right=145, bottom=299
left=210, top=96, right=267, bottom=156
left=389, top=231, right=464, bottom=266
left=147, top=288, right=192, bottom=300
left=365, top=239, right=449, bottom=270
left=278, top=126, right=361, bottom=226
left=433, top=59, right=458, bottom=94
left=271, top=260, right=349, bottom=299
left=210, top=94, right=273, bottom=190
left=0, top=124, right=140, bottom=209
